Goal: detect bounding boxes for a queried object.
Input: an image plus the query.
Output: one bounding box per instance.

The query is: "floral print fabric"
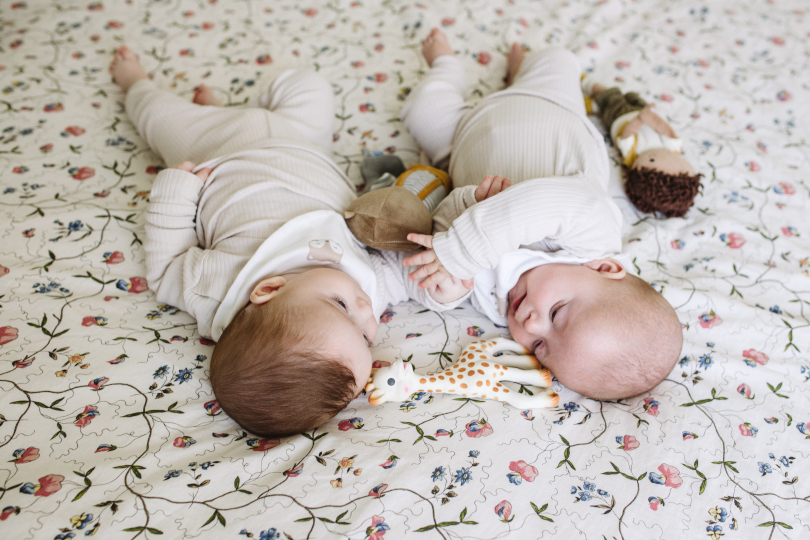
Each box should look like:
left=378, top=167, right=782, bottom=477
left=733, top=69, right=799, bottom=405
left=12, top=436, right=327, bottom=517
left=0, top=0, right=808, bottom=538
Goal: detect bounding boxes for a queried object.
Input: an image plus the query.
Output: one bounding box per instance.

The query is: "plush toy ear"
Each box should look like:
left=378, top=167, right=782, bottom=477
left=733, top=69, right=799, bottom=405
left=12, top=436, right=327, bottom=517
left=344, top=186, right=432, bottom=251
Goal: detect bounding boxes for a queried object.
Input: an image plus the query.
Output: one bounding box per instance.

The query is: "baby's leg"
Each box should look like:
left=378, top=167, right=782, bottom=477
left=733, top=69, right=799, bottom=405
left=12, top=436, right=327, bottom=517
left=113, top=47, right=276, bottom=166
left=401, top=28, right=470, bottom=168
left=258, top=69, right=335, bottom=155
left=507, top=47, right=588, bottom=118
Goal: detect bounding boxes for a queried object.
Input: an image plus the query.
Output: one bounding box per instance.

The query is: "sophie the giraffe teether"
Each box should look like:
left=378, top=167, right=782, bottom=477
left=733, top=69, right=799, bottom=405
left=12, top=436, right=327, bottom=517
left=366, top=338, right=559, bottom=409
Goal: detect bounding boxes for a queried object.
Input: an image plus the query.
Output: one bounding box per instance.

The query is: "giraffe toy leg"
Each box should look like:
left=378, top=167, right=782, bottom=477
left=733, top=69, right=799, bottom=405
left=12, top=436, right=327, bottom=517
left=499, top=386, right=560, bottom=409
left=497, top=366, right=553, bottom=388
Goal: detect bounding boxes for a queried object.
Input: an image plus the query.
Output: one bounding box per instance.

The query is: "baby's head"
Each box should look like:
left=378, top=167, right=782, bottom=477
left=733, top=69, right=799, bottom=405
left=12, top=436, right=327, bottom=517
left=210, top=268, right=377, bottom=438
left=507, top=259, right=682, bottom=399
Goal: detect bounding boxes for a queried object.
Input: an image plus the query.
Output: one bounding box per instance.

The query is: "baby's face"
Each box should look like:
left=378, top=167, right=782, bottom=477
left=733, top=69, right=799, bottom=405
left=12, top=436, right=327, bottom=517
left=506, top=263, right=621, bottom=392
left=282, top=268, right=377, bottom=388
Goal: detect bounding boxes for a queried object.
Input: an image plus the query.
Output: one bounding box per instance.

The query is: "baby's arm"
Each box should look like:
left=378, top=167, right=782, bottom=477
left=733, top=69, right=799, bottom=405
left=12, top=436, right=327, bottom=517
left=421, top=174, right=624, bottom=280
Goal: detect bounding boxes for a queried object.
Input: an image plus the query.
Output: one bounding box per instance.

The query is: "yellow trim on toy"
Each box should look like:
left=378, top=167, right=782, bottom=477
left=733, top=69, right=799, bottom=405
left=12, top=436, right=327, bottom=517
left=616, top=121, right=639, bottom=167
left=416, top=178, right=445, bottom=201
left=395, top=164, right=451, bottom=192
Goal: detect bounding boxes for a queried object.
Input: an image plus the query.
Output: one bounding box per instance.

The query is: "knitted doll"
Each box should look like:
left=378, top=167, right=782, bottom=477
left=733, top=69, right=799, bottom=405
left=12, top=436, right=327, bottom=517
left=582, top=78, right=702, bottom=218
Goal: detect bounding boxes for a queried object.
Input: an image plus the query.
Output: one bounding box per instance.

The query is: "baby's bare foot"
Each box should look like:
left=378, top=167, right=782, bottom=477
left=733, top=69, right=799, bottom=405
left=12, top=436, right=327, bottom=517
left=504, top=43, right=527, bottom=87
left=192, top=84, right=223, bottom=107
left=422, top=28, right=454, bottom=66
left=109, top=46, right=148, bottom=92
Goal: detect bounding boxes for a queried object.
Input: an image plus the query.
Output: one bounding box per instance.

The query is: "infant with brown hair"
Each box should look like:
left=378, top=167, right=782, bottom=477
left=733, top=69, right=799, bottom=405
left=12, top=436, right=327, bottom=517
left=109, top=47, right=476, bottom=438
left=400, top=29, right=684, bottom=399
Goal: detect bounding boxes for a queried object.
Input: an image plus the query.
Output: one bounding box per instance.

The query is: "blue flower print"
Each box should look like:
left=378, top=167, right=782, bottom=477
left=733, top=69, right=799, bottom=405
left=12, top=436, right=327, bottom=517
left=68, top=220, right=82, bottom=231
left=578, top=491, right=592, bottom=501
left=563, top=402, right=580, bottom=412
left=583, top=481, right=595, bottom=491
left=679, top=356, right=689, bottom=367
left=570, top=486, right=577, bottom=494
left=164, top=470, right=181, bottom=480
left=597, top=489, right=609, bottom=497
left=431, top=466, right=445, bottom=482
left=649, top=472, right=665, bottom=485
left=469, top=450, right=480, bottom=458
left=174, top=368, right=193, bottom=384
left=507, top=472, right=522, bottom=485
left=153, top=365, right=169, bottom=379
left=758, top=462, right=772, bottom=475
left=780, top=456, right=790, bottom=467
left=698, top=354, right=713, bottom=369
left=454, top=467, right=472, bottom=485
left=769, top=305, right=782, bottom=314
left=260, top=529, right=280, bottom=540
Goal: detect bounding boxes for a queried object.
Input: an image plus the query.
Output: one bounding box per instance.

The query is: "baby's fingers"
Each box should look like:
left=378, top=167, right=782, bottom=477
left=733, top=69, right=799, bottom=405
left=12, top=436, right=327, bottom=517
left=418, top=269, right=448, bottom=290
left=172, top=161, right=196, bottom=172
left=475, top=175, right=494, bottom=202
left=407, top=233, right=434, bottom=250
left=402, top=249, right=436, bottom=267
left=195, top=168, right=212, bottom=182
left=408, top=261, right=439, bottom=282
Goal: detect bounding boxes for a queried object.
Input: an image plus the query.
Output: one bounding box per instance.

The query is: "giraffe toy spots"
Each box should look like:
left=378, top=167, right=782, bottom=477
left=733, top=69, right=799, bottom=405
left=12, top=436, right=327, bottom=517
left=365, top=338, right=559, bottom=409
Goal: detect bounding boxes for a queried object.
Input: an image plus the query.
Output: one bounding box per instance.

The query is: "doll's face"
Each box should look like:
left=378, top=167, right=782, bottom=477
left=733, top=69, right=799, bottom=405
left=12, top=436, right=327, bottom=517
left=633, top=148, right=695, bottom=176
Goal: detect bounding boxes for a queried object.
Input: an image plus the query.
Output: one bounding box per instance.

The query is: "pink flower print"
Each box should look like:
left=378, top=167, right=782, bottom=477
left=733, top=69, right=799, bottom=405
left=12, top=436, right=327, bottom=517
left=173, top=436, right=196, bottom=448
left=698, top=311, right=723, bottom=328
left=771, top=36, right=785, bottom=46
left=467, top=326, right=484, bottom=337
left=204, top=400, right=220, bottom=416
left=366, top=515, right=389, bottom=540
left=303, top=8, right=318, bottom=16
left=643, top=397, right=660, bottom=417
left=670, top=239, right=685, bottom=250
left=81, top=316, right=107, bottom=326
left=106, top=20, right=123, bottom=28
left=648, top=496, right=663, bottom=511
left=441, top=17, right=455, bottom=26
left=737, top=383, right=753, bottom=399
left=615, top=60, right=630, bottom=69
left=88, top=377, right=109, bottom=390
left=476, top=52, right=491, bottom=65
left=102, top=251, right=124, bottom=264
left=44, top=103, right=64, bottom=112
left=27, top=474, right=64, bottom=497
left=465, top=419, right=493, bottom=438
left=247, top=438, right=279, bottom=451
left=201, top=22, right=214, bottom=30
left=70, top=166, right=94, bottom=180
left=338, top=417, right=363, bottom=430
left=12, top=447, right=40, bottom=464
left=774, top=182, right=795, bottom=195
left=379, top=309, right=395, bottom=323
left=508, top=460, right=538, bottom=483
left=22, top=228, right=35, bottom=237
left=379, top=456, right=397, bottom=469
left=745, top=161, right=760, bottom=172
left=782, top=226, right=798, bottom=237
left=494, top=500, right=513, bottom=522
left=669, top=46, right=679, bottom=54
left=738, top=422, right=758, bottom=437
left=0, top=506, right=18, bottom=520
left=256, top=54, right=272, bottom=65
left=521, top=410, right=534, bottom=420
left=12, top=357, right=34, bottom=368
left=742, top=349, right=769, bottom=366
left=0, top=326, right=18, bottom=345
left=330, top=478, right=342, bottom=488
left=617, top=435, right=640, bottom=451
left=373, top=73, right=387, bottom=83
left=368, top=483, right=387, bottom=498
left=95, top=444, right=116, bottom=452
left=284, top=463, right=303, bottom=477
left=657, top=464, right=682, bottom=488
left=720, top=232, right=745, bottom=248
left=0, top=264, right=8, bottom=277
left=659, top=93, right=674, bottom=102
left=74, top=405, right=99, bottom=428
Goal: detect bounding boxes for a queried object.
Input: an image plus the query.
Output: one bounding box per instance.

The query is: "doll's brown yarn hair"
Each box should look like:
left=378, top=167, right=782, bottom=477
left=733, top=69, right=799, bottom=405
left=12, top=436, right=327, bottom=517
left=624, top=166, right=703, bottom=218
left=210, top=298, right=358, bottom=438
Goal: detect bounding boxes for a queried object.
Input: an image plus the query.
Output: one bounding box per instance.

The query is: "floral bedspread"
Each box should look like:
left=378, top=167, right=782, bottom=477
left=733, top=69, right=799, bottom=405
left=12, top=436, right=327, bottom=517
left=1, top=0, right=809, bottom=538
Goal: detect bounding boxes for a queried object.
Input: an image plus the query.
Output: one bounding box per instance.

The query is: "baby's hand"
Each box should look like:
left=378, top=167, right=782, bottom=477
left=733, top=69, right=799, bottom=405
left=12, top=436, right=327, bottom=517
left=171, top=161, right=212, bottom=183
left=426, top=274, right=473, bottom=304
left=403, top=234, right=474, bottom=290
left=474, top=174, right=511, bottom=202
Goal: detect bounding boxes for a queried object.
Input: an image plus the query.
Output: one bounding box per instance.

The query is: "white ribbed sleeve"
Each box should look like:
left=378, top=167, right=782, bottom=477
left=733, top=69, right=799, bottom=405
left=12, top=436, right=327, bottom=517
left=431, top=174, right=623, bottom=279
left=432, top=185, right=478, bottom=233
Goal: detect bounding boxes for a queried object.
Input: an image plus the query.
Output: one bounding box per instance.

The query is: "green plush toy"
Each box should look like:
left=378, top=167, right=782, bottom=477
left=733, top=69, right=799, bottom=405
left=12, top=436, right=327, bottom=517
left=344, top=150, right=451, bottom=251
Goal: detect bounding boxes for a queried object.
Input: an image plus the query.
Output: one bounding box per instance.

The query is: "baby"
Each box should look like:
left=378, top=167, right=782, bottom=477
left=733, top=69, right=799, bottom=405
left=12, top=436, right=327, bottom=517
left=401, top=29, right=683, bottom=399
left=109, top=47, right=475, bottom=438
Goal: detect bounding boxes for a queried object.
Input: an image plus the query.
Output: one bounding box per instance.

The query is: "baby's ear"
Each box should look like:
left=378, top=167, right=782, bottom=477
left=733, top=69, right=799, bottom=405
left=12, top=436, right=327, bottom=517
left=582, top=258, right=626, bottom=280
left=249, top=276, right=288, bottom=304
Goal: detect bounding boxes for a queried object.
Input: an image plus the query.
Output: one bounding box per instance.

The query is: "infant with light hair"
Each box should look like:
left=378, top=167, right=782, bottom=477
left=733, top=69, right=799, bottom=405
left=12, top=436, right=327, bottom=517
left=400, top=28, right=684, bottom=399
